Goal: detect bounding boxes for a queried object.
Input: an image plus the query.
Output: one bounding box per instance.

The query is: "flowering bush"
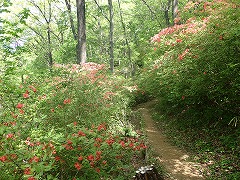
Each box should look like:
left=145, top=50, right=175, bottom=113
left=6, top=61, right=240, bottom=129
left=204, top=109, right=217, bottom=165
left=0, top=62, right=146, bottom=179
left=138, top=0, right=239, bottom=125
left=135, top=0, right=240, bottom=178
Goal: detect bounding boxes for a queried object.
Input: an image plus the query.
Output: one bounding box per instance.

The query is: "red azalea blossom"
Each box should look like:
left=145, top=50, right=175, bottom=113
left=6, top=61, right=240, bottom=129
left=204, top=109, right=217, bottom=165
left=55, top=156, right=61, bottom=161
left=19, top=109, right=24, bottom=114
left=87, top=154, right=94, bottom=161
left=6, top=133, right=14, bottom=139
left=74, top=162, right=82, bottom=170
left=78, top=131, right=86, bottom=136
left=96, top=151, right=102, bottom=156
left=95, top=137, right=102, bottom=143
left=29, top=85, right=37, bottom=92
left=78, top=155, right=83, bottom=161
left=120, top=140, right=125, bottom=147
left=24, top=167, right=31, bottom=175
left=63, top=98, right=71, bottom=104
left=106, top=138, right=114, bottom=145
left=95, top=168, right=100, bottom=173
left=23, top=93, right=29, bottom=98
left=102, top=160, right=107, bottom=165
left=0, top=155, right=7, bottom=162
left=16, top=103, right=24, bottom=109
left=29, top=156, right=40, bottom=163
left=97, top=123, right=106, bottom=131
left=176, top=39, right=182, bottom=43
left=28, top=177, right=36, bottom=180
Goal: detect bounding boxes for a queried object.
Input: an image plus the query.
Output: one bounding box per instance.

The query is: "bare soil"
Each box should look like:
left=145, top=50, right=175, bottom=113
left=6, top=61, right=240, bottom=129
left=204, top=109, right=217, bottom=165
left=136, top=100, right=206, bottom=180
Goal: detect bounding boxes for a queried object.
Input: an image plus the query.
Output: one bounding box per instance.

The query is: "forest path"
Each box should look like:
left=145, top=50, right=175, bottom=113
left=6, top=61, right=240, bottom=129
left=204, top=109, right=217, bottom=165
left=136, top=100, right=205, bottom=180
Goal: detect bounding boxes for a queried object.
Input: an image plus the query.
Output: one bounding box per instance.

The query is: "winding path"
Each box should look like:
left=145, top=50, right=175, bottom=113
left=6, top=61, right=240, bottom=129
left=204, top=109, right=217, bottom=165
left=137, top=101, right=205, bottom=180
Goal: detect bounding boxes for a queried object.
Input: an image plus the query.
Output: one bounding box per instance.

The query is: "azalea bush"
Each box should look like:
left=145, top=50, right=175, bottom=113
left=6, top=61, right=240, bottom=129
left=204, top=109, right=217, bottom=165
left=138, top=0, right=240, bottom=126
left=135, top=0, right=239, bottom=178
left=0, top=62, right=146, bottom=179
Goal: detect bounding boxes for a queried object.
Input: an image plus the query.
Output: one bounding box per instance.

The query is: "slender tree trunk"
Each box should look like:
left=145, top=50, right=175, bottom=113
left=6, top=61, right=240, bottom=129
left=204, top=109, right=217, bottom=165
left=117, top=0, right=131, bottom=61
left=76, top=0, right=87, bottom=64
left=47, top=22, right=53, bottom=67
left=65, top=0, right=77, bottom=40
left=108, top=0, right=114, bottom=73
left=164, top=0, right=171, bottom=26
left=172, top=0, right=178, bottom=22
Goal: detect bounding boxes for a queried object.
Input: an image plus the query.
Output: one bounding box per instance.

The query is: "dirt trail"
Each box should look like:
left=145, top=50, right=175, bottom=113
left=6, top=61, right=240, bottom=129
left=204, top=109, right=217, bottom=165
left=137, top=101, right=205, bottom=180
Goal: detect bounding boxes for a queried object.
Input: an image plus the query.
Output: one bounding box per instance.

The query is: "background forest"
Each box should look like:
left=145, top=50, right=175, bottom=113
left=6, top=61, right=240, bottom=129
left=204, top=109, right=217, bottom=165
left=0, top=0, right=239, bottom=179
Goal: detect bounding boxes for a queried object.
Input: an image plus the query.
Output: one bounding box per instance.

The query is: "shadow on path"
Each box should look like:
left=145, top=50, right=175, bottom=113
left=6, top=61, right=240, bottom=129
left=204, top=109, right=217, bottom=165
left=136, top=100, right=205, bottom=180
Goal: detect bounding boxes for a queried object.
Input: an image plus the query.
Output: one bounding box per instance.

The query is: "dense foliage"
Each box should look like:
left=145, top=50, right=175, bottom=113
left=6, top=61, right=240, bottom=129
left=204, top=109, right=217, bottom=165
left=136, top=0, right=240, bottom=178
left=1, top=0, right=239, bottom=179
left=0, top=63, right=147, bottom=179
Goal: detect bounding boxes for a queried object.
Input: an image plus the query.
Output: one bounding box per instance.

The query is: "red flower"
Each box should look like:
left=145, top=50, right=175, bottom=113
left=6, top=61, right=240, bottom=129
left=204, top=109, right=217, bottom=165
left=95, top=138, right=102, bottom=143
left=102, top=160, right=107, bottom=165
left=182, top=96, right=185, bottom=100
left=28, top=177, right=36, bottom=180
left=176, top=39, right=182, bottom=43
left=16, top=103, right=24, bottom=109
left=0, top=155, right=7, bottom=162
left=78, top=131, right=86, bottom=136
left=19, top=109, right=24, bottom=114
left=24, top=167, right=31, bottom=175
left=120, top=140, right=125, bottom=147
left=73, top=121, right=77, bottom=126
left=29, top=156, right=40, bottom=163
left=96, top=151, right=101, bottom=156
left=55, top=156, right=61, bottom=161
left=6, top=133, right=14, bottom=139
left=74, top=162, right=82, bottom=170
left=106, top=138, right=114, bottom=145
left=97, top=123, right=106, bottom=131
left=63, top=98, right=71, bottom=104
left=29, top=85, right=37, bottom=92
left=95, top=168, right=100, bottom=173
left=87, top=154, right=94, bottom=161
left=23, top=93, right=29, bottom=99
left=78, top=155, right=83, bottom=161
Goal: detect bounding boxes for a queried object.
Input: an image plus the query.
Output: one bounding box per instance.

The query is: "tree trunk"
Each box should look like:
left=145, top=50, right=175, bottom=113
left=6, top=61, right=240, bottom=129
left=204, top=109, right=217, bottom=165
left=65, top=0, right=77, bottom=40
left=172, top=0, right=178, bottom=22
left=108, top=0, right=114, bottom=73
left=164, top=0, right=171, bottom=27
left=47, top=22, right=53, bottom=67
left=76, top=0, right=87, bottom=64
left=117, top=0, right=131, bottom=61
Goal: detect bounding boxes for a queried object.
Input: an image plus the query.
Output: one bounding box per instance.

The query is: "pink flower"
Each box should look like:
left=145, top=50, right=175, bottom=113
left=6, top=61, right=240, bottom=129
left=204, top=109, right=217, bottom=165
left=176, top=39, right=182, bottom=43
left=0, top=155, right=7, bottom=162
left=28, top=177, right=36, bottom=180
left=63, top=98, right=71, bottom=104
left=78, top=155, right=83, bottom=161
left=74, top=162, right=82, bottom=170
left=120, top=140, right=125, bottom=147
left=78, top=131, right=86, bottom=136
left=87, top=154, right=94, bottom=161
left=6, top=133, right=14, bottom=139
left=16, top=103, right=24, bottom=109
left=24, top=167, right=31, bottom=175
left=23, top=93, right=29, bottom=98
